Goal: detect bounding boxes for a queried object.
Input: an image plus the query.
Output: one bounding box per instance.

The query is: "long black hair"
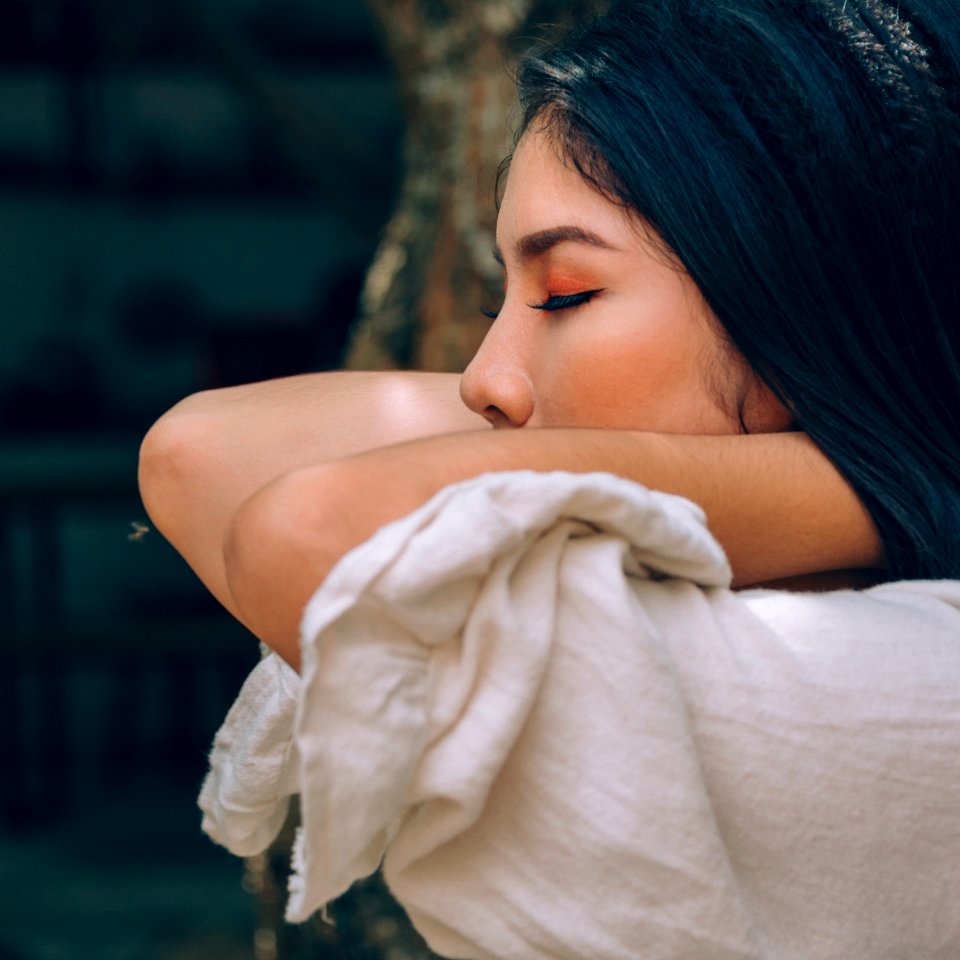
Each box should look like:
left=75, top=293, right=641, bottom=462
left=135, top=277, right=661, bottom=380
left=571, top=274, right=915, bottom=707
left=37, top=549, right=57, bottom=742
left=515, top=0, right=960, bottom=580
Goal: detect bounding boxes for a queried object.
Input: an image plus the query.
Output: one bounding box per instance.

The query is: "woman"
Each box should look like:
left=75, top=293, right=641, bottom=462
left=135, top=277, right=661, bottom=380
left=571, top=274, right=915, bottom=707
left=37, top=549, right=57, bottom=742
left=140, top=1, right=960, bottom=956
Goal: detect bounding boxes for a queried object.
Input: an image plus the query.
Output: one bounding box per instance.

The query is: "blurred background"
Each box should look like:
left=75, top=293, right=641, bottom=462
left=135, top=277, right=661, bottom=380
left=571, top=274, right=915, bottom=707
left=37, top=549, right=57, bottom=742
left=0, top=1, right=606, bottom=957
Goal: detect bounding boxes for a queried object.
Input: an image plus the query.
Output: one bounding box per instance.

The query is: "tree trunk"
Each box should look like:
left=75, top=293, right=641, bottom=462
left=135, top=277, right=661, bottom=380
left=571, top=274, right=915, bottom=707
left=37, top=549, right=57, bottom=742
left=347, top=0, right=610, bottom=373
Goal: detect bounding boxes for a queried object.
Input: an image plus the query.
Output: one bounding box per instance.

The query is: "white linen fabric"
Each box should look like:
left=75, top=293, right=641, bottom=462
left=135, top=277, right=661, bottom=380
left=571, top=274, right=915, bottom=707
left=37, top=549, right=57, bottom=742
left=199, top=470, right=960, bottom=960
left=199, top=644, right=300, bottom=856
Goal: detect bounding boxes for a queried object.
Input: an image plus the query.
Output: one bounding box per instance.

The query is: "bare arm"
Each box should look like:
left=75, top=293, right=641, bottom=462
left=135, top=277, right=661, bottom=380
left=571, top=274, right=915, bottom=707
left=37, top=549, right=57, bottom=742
left=138, top=371, right=484, bottom=620
left=139, top=371, right=880, bottom=666
left=223, top=424, right=880, bottom=668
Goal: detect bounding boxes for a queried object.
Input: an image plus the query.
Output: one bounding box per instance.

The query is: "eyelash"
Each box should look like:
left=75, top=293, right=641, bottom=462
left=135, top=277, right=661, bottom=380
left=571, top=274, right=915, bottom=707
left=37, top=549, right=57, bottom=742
left=532, top=289, right=602, bottom=311
left=480, top=288, right=602, bottom=320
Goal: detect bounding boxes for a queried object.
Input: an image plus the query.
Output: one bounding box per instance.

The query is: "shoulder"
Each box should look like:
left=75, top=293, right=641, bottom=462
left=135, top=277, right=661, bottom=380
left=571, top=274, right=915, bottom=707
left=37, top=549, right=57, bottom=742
left=737, top=578, right=960, bottom=660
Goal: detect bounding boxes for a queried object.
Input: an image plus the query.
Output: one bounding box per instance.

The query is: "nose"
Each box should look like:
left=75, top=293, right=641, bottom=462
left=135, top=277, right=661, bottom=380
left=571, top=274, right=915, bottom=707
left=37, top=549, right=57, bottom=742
left=460, top=317, right=535, bottom=429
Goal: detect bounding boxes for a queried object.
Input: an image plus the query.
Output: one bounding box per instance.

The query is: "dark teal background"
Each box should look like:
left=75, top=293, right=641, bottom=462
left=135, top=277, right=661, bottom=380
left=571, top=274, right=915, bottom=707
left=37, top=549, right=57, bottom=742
left=0, top=2, right=401, bottom=956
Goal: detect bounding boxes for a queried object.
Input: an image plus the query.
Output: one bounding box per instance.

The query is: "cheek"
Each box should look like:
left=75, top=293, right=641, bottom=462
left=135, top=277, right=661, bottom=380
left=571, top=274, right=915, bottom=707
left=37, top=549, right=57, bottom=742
left=537, top=313, right=743, bottom=433
left=535, top=327, right=678, bottom=425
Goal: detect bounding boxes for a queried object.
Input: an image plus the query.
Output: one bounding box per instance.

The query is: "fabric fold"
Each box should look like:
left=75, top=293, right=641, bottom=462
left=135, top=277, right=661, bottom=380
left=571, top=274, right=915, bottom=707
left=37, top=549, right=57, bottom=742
left=285, top=470, right=744, bottom=953
left=199, top=649, right=301, bottom=856
left=200, top=469, right=960, bottom=960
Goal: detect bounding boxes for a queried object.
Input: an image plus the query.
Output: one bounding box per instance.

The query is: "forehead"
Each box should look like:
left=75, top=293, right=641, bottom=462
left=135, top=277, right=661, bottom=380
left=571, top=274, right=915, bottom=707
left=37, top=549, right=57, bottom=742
left=498, top=131, right=637, bottom=244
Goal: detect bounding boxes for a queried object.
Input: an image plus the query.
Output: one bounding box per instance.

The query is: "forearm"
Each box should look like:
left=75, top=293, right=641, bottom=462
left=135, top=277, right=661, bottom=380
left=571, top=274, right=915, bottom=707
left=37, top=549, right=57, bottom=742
left=226, top=428, right=881, bottom=667
left=138, top=371, right=482, bottom=619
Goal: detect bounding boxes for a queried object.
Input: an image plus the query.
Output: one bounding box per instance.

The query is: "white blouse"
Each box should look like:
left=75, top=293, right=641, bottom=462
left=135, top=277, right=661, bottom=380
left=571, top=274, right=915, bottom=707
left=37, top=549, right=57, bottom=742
left=200, top=470, right=960, bottom=960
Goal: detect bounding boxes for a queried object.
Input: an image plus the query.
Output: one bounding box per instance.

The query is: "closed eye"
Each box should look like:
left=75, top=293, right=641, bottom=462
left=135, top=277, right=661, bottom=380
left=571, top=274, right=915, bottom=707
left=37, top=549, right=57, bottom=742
left=530, top=289, right=602, bottom=312
left=480, top=288, right=603, bottom=320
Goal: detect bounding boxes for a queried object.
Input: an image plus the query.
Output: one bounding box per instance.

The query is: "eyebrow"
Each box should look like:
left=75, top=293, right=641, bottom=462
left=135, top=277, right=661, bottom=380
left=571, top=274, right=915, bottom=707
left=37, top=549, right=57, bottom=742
left=492, top=225, right=620, bottom=266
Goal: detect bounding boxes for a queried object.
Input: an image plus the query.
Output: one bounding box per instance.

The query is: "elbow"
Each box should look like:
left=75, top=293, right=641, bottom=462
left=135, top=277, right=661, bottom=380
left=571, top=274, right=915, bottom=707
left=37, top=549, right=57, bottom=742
left=223, top=466, right=347, bottom=670
left=222, top=477, right=294, bottom=664
left=137, top=391, right=222, bottom=542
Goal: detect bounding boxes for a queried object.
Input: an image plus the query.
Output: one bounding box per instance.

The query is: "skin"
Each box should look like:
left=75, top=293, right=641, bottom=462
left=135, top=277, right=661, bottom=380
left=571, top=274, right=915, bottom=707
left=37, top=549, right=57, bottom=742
left=141, top=378, right=879, bottom=671
left=461, top=131, right=791, bottom=435
left=140, top=371, right=484, bottom=620
left=139, top=131, right=882, bottom=670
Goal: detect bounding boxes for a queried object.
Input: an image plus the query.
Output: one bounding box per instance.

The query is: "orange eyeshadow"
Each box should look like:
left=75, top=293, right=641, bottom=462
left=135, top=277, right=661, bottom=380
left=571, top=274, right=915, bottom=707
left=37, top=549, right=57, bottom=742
left=546, top=275, right=593, bottom=296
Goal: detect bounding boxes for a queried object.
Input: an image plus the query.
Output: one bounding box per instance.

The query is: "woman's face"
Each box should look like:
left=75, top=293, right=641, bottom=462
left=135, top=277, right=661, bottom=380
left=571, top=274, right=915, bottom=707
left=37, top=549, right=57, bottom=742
left=460, top=129, right=789, bottom=434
